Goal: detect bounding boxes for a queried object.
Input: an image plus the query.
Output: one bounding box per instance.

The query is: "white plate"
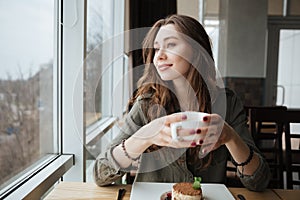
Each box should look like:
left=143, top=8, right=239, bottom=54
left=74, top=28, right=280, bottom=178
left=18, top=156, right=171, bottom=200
left=130, top=182, right=235, bottom=200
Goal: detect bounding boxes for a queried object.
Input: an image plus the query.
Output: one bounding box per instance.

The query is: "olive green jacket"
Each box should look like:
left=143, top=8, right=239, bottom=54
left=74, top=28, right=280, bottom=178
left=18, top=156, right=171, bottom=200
left=93, top=88, right=271, bottom=191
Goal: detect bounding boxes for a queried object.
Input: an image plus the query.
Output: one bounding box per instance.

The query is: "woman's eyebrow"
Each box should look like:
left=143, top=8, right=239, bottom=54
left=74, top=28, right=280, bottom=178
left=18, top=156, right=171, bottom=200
left=163, top=36, right=179, bottom=41
left=154, top=36, right=179, bottom=44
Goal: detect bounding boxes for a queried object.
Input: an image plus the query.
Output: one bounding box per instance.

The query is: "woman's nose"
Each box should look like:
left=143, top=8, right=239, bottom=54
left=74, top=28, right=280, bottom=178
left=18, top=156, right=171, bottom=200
left=156, top=48, right=167, bottom=59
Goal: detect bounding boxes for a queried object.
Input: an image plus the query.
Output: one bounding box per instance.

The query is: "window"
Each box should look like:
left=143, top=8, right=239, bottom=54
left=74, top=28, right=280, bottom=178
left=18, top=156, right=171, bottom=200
left=85, top=0, right=125, bottom=144
left=85, top=0, right=114, bottom=126
left=84, top=0, right=126, bottom=181
left=204, top=19, right=219, bottom=66
left=85, top=0, right=125, bottom=126
left=0, top=0, right=127, bottom=196
left=0, top=0, right=63, bottom=198
left=201, top=0, right=220, bottom=65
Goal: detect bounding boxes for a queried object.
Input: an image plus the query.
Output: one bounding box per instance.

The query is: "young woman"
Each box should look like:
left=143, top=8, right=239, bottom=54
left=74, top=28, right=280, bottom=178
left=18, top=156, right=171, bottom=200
left=93, top=14, right=270, bottom=191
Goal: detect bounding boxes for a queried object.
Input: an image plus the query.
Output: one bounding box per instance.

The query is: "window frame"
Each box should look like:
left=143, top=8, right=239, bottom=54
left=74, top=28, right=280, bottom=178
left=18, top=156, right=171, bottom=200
left=0, top=0, right=128, bottom=197
left=0, top=0, right=75, bottom=198
left=84, top=0, right=125, bottom=149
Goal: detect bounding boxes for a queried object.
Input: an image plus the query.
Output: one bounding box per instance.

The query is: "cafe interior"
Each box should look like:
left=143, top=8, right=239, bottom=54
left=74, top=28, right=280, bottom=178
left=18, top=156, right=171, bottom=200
left=0, top=0, right=300, bottom=199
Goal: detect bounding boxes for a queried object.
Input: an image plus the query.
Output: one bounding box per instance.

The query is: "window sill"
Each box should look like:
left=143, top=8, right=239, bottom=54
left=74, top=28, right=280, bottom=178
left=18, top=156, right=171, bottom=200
left=86, top=117, right=118, bottom=145
left=1, top=154, right=74, bottom=200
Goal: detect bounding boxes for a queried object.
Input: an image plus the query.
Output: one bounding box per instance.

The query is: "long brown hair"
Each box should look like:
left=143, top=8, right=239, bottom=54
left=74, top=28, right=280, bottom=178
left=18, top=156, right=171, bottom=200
left=128, top=14, right=217, bottom=169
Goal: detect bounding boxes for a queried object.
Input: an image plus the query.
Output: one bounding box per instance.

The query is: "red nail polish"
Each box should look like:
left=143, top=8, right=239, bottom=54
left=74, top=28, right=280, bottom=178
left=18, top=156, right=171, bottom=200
left=191, top=142, right=196, bottom=146
left=196, top=129, right=201, bottom=134
left=199, top=139, right=203, bottom=144
left=167, top=192, right=172, bottom=198
left=190, top=130, right=196, bottom=134
left=203, top=116, right=208, bottom=122
left=182, top=115, right=187, bottom=120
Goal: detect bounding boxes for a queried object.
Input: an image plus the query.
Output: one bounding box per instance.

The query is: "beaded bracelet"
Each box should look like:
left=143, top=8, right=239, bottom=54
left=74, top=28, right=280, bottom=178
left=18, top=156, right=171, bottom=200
left=231, top=145, right=254, bottom=178
left=121, top=139, right=140, bottom=161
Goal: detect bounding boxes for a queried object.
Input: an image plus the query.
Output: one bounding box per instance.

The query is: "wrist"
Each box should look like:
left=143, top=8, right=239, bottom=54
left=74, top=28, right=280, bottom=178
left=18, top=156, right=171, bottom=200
left=231, top=145, right=255, bottom=178
left=127, top=130, right=153, bottom=153
left=231, top=145, right=254, bottom=166
left=122, top=139, right=141, bottom=161
left=135, top=124, right=154, bottom=147
left=223, top=123, right=239, bottom=145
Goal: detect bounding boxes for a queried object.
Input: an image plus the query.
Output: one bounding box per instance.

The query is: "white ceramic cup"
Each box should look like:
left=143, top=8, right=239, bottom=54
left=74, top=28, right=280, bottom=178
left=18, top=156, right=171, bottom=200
left=171, top=111, right=209, bottom=141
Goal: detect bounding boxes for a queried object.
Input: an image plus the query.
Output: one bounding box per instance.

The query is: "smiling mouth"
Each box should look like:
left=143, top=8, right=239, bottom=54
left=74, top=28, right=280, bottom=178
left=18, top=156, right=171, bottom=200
left=158, top=64, right=172, bottom=71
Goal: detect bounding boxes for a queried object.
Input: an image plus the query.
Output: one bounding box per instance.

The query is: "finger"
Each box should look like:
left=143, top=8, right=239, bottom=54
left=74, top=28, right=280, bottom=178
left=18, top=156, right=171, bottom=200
left=197, top=125, right=218, bottom=136
left=200, top=138, right=219, bottom=150
left=170, top=139, right=198, bottom=148
left=202, top=139, right=222, bottom=154
left=197, top=130, right=220, bottom=146
left=177, top=128, right=196, bottom=137
left=200, top=144, right=215, bottom=155
left=198, top=144, right=216, bottom=155
left=160, top=127, right=174, bottom=141
left=163, top=113, right=187, bottom=126
left=201, top=135, right=219, bottom=147
left=203, top=114, right=223, bottom=124
left=211, top=141, right=221, bottom=151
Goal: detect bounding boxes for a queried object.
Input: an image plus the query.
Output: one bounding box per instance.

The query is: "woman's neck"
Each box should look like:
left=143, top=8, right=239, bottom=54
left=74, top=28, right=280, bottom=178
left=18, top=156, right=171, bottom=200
left=173, top=78, right=193, bottom=111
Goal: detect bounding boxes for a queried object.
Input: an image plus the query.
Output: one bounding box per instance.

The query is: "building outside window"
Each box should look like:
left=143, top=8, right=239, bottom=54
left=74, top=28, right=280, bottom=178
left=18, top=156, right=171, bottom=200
left=0, top=0, right=58, bottom=191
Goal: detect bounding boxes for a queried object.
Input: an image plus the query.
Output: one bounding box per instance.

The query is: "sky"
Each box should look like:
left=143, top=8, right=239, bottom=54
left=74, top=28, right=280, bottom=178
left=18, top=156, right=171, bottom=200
left=0, top=0, right=54, bottom=80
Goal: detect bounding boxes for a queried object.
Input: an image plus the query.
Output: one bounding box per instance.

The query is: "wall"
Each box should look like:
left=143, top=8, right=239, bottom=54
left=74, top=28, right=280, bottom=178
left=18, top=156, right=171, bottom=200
left=218, top=0, right=268, bottom=78
left=218, top=0, right=268, bottom=105
left=177, top=0, right=199, bottom=20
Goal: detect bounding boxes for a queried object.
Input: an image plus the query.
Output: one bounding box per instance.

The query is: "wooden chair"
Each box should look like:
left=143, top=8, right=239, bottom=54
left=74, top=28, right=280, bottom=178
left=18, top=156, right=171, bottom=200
left=284, top=109, right=300, bottom=189
left=226, top=159, right=243, bottom=187
left=248, top=106, right=287, bottom=189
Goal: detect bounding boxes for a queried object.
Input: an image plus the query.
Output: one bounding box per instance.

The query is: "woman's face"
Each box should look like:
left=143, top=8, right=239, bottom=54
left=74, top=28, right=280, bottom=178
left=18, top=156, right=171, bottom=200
left=153, top=24, right=193, bottom=81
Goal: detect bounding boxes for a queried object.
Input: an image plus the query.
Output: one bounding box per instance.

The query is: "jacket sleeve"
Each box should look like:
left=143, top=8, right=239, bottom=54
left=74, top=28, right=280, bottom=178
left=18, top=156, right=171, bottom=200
left=93, top=97, right=147, bottom=186
left=226, top=89, right=271, bottom=191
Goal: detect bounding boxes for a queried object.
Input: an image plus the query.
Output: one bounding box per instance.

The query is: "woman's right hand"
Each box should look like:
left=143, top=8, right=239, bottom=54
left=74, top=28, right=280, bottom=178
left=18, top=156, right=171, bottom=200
left=133, top=113, right=197, bottom=148
left=112, top=112, right=199, bottom=169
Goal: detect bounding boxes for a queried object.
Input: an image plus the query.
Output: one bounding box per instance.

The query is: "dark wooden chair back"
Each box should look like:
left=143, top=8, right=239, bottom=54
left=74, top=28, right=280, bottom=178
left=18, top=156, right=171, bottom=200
left=248, top=106, right=287, bottom=189
left=284, top=109, right=300, bottom=189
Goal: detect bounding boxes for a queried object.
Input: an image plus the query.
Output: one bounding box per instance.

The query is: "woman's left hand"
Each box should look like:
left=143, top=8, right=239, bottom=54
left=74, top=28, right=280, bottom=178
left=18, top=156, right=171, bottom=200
left=197, top=114, right=234, bottom=155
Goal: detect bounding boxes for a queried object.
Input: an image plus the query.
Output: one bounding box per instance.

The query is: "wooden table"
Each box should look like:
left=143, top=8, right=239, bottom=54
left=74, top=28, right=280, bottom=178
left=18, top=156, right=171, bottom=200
left=44, top=182, right=300, bottom=200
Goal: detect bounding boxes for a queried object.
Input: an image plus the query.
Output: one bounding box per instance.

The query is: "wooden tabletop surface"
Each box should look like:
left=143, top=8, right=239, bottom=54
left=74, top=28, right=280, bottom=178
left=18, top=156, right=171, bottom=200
left=44, top=181, right=300, bottom=200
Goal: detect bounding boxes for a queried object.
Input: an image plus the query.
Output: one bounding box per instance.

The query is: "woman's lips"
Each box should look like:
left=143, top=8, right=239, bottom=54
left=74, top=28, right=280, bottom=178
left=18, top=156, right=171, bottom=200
left=158, top=64, right=172, bottom=71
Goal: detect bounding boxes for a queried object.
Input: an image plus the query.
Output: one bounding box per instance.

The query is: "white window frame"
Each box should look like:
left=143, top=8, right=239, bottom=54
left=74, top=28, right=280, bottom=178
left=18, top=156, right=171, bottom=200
left=63, top=0, right=126, bottom=182
left=62, top=0, right=85, bottom=181
left=0, top=0, right=75, bottom=198
left=0, top=0, right=128, bottom=197
left=85, top=0, right=125, bottom=145
left=84, top=0, right=126, bottom=182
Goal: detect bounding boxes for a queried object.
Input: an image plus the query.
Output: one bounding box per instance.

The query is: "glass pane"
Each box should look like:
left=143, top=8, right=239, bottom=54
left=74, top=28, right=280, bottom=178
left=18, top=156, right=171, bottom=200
left=277, top=29, right=300, bottom=132
left=0, top=0, right=57, bottom=188
left=85, top=0, right=125, bottom=183
left=85, top=0, right=114, bottom=127
left=277, top=29, right=300, bottom=108
left=204, top=20, right=219, bottom=66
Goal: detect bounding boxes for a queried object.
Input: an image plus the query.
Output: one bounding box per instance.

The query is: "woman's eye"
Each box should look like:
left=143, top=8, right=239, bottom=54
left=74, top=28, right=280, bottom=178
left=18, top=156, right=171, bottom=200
left=167, top=43, right=176, bottom=48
